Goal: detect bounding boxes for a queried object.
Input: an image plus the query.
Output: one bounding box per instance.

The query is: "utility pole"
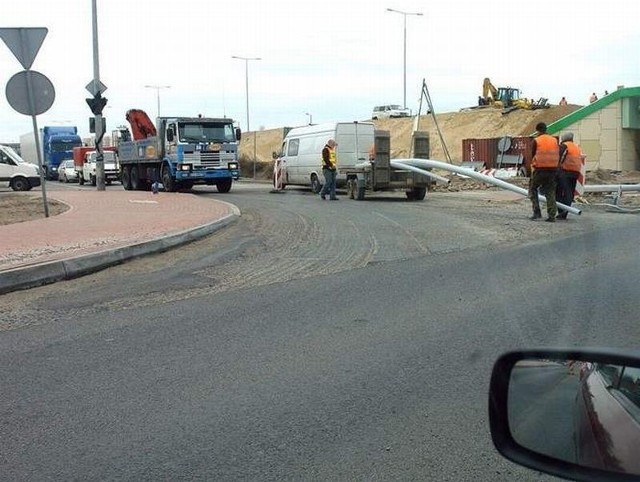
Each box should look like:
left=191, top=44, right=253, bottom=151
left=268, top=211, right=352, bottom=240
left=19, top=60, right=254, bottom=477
left=87, top=0, right=108, bottom=191
left=386, top=8, right=423, bottom=110
left=232, top=55, right=261, bottom=179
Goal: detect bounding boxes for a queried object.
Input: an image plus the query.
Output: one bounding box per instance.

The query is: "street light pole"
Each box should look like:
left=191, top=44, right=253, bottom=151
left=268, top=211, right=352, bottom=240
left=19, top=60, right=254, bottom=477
left=386, top=8, right=423, bottom=109
left=144, top=84, right=171, bottom=118
left=232, top=55, right=261, bottom=178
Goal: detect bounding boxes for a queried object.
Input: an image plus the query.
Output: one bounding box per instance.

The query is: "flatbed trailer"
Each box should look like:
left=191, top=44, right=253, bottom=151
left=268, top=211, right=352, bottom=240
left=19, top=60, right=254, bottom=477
left=342, top=130, right=432, bottom=201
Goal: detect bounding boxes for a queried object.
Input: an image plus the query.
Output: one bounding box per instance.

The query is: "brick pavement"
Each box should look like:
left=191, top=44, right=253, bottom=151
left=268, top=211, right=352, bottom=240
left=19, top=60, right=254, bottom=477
left=0, top=190, right=236, bottom=272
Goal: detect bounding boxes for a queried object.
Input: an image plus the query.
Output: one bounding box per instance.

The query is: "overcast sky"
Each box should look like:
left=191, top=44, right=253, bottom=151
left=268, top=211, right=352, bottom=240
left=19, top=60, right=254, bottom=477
left=1, top=0, right=637, bottom=142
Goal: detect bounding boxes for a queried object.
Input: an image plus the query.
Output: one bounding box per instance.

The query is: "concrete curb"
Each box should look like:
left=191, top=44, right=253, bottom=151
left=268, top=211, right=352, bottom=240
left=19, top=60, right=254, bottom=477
left=0, top=207, right=240, bottom=295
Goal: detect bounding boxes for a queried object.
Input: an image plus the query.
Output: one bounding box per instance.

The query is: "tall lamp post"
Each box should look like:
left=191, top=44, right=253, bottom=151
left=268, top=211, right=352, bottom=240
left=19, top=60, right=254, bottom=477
left=386, top=8, right=423, bottom=109
left=144, top=84, right=171, bottom=118
left=232, top=55, right=261, bottom=178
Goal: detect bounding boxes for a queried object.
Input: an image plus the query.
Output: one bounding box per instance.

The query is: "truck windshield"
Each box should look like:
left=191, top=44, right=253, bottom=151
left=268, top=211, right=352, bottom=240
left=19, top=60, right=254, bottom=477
left=178, top=123, right=235, bottom=143
left=51, top=141, right=82, bottom=152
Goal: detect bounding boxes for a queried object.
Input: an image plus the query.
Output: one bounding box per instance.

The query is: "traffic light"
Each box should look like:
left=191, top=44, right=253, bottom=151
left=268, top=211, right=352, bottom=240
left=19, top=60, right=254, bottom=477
left=86, top=93, right=108, bottom=115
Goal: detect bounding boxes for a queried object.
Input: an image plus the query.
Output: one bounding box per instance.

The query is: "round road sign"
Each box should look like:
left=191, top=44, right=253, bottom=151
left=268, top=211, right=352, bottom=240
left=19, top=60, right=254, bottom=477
left=5, top=70, right=55, bottom=116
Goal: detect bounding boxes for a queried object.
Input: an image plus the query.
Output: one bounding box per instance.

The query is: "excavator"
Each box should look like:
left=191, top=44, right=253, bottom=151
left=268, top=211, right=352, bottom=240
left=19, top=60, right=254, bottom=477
left=479, top=78, right=549, bottom=114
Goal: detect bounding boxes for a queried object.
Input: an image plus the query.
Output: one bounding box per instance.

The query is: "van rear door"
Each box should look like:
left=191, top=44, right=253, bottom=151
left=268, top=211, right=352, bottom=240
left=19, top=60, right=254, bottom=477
left=335, top=123, right=375, bottom=171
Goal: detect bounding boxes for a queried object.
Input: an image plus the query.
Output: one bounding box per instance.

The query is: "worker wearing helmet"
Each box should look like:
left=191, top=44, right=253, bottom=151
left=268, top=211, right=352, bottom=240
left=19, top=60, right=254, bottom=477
left=556, top=132, right=583, bottom=220
left=529, top=122, right=560, bottom=222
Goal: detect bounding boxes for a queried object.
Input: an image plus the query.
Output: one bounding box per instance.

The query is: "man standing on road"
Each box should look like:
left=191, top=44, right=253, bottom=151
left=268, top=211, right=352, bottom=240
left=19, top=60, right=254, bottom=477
left=556, top=132, right=583, bottom=220
left=529, top=122, right=560, bottom=222
left=320, top=139, right=338, bottom=200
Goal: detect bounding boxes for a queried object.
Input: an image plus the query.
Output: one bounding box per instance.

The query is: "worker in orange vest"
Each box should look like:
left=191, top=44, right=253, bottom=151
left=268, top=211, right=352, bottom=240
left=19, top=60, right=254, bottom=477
left=529, top=122, right=560, bottom=222
left=555, top=132, right=583, bottom=220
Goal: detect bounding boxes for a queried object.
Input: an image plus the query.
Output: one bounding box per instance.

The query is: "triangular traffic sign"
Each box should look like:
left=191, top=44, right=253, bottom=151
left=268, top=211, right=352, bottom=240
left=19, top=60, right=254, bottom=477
left=0, top=27, right=48, bottom=70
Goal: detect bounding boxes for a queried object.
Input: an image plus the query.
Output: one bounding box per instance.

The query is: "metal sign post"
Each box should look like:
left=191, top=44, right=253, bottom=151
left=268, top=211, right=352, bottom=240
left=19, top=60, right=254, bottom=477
left=0, top=27, right=54, bottom=217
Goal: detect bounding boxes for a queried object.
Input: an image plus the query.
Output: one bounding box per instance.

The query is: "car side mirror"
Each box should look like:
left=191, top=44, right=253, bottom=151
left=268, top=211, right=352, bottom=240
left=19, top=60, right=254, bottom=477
left=489, top=348, right=640, bottom=481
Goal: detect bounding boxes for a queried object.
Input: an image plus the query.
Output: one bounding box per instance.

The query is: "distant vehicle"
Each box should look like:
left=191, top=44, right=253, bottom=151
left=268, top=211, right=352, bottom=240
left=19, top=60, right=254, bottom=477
left=0, top=144, right=41, bottom=191
left=19, top=126, right=82, bottom=180
left=371, top=105, right=411, bottom=120
left=58, top=159, right=78, bottom=183
left=117, top=109, right=241, bottom=192
left=275, top=121, right=375, bottom=193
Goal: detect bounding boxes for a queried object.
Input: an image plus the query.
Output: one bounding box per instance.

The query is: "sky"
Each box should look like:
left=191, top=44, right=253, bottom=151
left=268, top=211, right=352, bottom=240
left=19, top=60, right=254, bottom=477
left=1, top=0, right=638, bottom=143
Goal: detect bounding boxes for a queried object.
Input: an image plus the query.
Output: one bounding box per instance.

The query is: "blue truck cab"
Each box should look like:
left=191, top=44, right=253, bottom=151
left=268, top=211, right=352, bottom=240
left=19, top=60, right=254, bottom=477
left=42, top=126, right=83, bottom=180
left=118, top=112, right=241, bottom=192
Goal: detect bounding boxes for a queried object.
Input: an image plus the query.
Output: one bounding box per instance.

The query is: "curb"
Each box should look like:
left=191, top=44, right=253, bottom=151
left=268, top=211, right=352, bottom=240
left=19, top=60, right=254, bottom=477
left=0, top=207, right=240, bottom=295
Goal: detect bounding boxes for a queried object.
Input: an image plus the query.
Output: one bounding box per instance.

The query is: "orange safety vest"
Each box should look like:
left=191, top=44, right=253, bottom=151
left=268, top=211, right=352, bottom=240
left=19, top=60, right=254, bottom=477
left=561, top=141, right=582, bottom=173
left=532, top=134, right=559, bottom=169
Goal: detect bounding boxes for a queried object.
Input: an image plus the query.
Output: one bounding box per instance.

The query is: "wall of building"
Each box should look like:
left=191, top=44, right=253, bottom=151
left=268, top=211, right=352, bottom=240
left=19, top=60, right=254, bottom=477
left=555, top=91, right=640, bottom=172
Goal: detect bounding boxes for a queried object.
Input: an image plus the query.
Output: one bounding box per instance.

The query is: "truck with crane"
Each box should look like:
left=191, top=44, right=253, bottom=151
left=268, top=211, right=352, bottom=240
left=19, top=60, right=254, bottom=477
left=116, top=109, right=241, bottom=192
left=19, top=126, right=83, bottom=180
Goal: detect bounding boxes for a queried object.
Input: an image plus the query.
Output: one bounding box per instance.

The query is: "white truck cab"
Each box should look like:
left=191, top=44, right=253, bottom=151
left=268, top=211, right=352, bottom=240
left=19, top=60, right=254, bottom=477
left=81, top=150, right=120, bottom=186
left=0, top=144, right=41, bottom=191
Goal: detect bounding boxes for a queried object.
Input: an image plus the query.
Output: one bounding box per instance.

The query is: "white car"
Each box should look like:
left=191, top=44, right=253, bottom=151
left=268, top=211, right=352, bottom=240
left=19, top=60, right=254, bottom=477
left=371, top=104, right=411, bottom=120
left=58, top=159, right=78, bottom=183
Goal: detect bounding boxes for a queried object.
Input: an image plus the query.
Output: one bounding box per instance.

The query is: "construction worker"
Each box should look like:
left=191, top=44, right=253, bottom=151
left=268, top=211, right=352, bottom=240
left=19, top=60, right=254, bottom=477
left=319, top=139, right=338, bottom=200
left=556, top=132, right=583, bottom=220
left=559, top=96, right=568, bottom=106
left=589, top=92, right=598, bottom=103
left=529, top=122, right=560, bottom=222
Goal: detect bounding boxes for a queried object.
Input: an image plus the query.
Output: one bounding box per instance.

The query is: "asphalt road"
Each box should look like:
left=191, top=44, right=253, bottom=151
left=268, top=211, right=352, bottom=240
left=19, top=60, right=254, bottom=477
left=1, top=182, right=640, bottom=481
left=509, top=364, right=580, bottom=464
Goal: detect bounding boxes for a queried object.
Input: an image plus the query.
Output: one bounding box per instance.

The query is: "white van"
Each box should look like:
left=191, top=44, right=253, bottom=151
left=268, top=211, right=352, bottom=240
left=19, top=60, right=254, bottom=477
left=0, top=144, right=41, bottom=191
left=277, top=122, right=374, bottom=192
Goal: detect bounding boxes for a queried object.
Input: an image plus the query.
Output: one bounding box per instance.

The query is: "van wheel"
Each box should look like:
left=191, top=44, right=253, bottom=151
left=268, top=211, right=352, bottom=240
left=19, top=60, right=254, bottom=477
left=10, top=176, right=31, bottom=191
left=310, top=174, right=321, bottom=194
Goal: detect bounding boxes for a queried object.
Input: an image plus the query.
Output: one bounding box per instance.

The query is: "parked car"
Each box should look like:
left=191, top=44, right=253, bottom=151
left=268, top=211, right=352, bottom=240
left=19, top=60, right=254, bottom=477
left=58, top=159, right=78, bottom=183
left=0, top=144, right=40, bottom=191
left=371, top=104, right=411, bottom=120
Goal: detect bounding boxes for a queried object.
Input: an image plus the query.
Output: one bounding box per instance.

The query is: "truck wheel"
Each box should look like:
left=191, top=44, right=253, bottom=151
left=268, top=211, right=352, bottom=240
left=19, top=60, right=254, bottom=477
left=79, top=174, right=85, bottom=186
left=356, top=184, right=365, bottom=200
left=121, top=166, right=132, bottom=190
left=216, top=178, right=232, bottom=193
left=310, top=174, right=321, bottom=194
left=162, top=164, right=177, bottom=192
left=131, top=166, right=142, bottom=190
left=10, top=176, right=31, bottom=191
left=90, top=175, right=97, bottom=186
left=406, top=187, right=426, bottom=201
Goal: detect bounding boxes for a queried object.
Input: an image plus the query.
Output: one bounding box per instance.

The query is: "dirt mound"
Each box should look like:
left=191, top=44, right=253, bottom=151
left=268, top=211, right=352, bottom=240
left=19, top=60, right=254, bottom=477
left=241, top=105, right=582, bottom=178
